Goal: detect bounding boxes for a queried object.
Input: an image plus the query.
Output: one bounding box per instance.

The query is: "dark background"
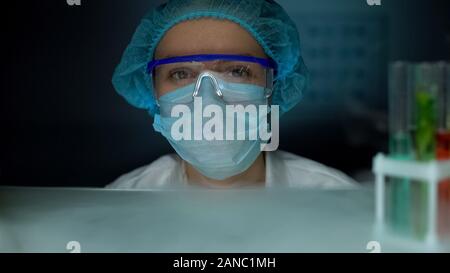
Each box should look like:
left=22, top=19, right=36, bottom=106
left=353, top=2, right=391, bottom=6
left=2, top=0, right=450, bottom=187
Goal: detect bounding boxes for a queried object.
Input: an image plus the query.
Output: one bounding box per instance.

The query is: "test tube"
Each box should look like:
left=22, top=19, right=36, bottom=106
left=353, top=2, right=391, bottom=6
left=389, top=62, right=413, bottom=157
left=410, top=62, right=441, bottom=239
left=437, top=62, right=450, bottom=237
left=387, top=62, right=413, bottom=235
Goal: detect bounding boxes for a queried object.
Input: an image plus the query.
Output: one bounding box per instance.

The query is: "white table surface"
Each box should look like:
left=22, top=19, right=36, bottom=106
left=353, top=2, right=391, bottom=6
left=0, top=186, right=448, bottom=252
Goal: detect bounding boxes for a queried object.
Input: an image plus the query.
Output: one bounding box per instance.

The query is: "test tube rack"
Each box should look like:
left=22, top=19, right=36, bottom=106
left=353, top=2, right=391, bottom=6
left=372, top=153, right=450, bottom=248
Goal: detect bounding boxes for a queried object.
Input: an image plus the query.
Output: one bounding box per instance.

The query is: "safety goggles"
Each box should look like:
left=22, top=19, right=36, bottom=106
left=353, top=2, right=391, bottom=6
left=147, top=54, right=276, bottom=100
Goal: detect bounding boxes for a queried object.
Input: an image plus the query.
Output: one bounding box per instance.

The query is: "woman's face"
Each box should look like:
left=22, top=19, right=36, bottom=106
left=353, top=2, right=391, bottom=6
left=154, top=18, right=268, bottom=98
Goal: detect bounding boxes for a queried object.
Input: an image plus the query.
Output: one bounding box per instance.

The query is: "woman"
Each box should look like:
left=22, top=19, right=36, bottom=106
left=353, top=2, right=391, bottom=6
left=108, top=0, right=356, bottom=189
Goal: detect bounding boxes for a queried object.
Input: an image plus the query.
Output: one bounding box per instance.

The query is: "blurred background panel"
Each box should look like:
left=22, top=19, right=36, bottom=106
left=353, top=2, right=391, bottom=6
left=2, top=0, right=450, bottom=187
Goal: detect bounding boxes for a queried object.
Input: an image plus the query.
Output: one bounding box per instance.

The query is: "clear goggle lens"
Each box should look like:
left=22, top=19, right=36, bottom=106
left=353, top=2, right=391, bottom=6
left=147, top=55, right=276, bottom=99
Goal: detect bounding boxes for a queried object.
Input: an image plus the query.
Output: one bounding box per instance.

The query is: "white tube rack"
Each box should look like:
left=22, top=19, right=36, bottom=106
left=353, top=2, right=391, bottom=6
left=372, top=153, right=450, bottom=246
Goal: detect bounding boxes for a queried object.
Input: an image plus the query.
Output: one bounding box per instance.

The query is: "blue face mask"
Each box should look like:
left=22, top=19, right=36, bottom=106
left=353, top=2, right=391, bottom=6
left=153, top=75, right=269, bottom=180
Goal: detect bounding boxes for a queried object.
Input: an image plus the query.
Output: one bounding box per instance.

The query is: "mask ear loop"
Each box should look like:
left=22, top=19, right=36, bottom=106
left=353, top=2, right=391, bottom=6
left=192, top=71, right=224, bottom=99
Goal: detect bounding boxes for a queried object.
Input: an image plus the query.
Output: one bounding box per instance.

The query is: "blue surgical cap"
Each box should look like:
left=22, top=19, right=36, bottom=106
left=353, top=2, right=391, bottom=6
left=112, top=0, right=309, bottom=115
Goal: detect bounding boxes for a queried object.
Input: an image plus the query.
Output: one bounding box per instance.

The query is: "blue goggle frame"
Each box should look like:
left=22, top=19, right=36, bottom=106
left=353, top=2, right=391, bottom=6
left=147, top=54, right=277, bottom=74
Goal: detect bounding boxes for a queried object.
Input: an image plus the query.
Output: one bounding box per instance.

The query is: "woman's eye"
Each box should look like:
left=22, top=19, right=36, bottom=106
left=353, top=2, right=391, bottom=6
left=170, top=69, right=195, bottom=81
left=229, top=67, right=251, bottom=78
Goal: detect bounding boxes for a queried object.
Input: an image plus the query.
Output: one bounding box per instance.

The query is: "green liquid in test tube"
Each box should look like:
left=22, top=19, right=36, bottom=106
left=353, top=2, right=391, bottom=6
left=387, top=62, right=413, bottom=235
left=415, top=90, right=436, bottom=161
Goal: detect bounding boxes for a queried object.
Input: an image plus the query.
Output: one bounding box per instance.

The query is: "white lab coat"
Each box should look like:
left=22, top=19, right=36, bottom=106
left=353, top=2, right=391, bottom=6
left=106, top=150, right=357, bottom=189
